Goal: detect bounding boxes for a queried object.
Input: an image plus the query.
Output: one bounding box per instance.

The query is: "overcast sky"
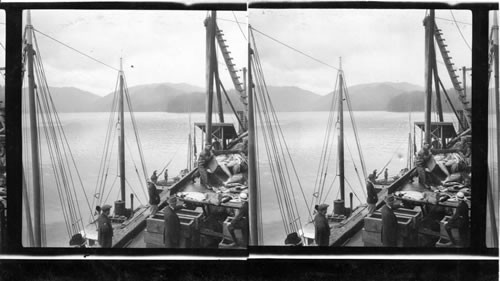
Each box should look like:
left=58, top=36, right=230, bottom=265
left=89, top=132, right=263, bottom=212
left=249, top=9, right=472, bottom=95
left=24, top=10, right=247, bottom=96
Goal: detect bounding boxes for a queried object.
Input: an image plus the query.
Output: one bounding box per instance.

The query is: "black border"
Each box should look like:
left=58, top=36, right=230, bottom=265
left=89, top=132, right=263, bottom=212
left=1, top=1, right=498, bottom=258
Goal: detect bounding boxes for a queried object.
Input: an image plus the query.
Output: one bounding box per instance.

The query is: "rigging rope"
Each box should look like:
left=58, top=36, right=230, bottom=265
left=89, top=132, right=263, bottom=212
left=232, top=12, right=247, bottom=41
left=449, top=11, right=472, bottom=51
left=251, top=29, right=308, bottom=236
left=33, top=28, right=119, bottom=72
left=250, top=26, right=339, bottom=71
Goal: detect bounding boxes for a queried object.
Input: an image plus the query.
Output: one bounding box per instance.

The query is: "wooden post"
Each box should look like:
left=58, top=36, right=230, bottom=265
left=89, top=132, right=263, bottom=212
left=205, top=11, right=216, bottom=146
left=424, top=11, right=435, bottom=145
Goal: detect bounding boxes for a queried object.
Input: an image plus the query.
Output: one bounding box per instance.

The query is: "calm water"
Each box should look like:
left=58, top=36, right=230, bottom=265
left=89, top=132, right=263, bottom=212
left=22, top=111, right=459, bottom=247
left=22, top=112, right=229, bottom=247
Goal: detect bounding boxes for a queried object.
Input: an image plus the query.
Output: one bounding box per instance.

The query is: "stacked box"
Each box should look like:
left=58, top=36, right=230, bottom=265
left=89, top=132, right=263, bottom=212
left=144, top=211, right=196, bottom=248
left=362, top=212, right=414, bottom=247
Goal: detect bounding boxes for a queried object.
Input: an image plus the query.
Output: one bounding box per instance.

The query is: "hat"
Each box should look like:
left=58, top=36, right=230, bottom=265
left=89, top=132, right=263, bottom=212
left=168, top=196, right=177, bottom=206
left=239, top=192, right=248, bottom=200
left=385, top=194, right=395, bottom=205
left=317, top=203, right=329, bottom=212
left=456, top=192, right=465, bottom=200
left=101, top=204, right=112, bottom=211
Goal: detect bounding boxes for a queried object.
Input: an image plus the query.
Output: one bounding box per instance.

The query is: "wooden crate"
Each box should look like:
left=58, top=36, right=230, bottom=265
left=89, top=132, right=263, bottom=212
left=176, top=207, right=203, bottom=229
left=145, top=214, right=197, bottom=248
left=361, top=228, right=415, bottom=247
left=364, top=212, right=413, bottom=237
left=394, top=208, right=422, bottom=227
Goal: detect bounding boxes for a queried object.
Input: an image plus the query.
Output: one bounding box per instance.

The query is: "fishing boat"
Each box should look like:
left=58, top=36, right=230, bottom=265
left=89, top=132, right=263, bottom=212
left=21, top=10, right=250, bottom=249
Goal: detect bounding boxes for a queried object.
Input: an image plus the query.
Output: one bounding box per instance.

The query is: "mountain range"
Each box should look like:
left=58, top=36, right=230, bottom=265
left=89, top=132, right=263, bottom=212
left=3, top=81, right=467, bottom=113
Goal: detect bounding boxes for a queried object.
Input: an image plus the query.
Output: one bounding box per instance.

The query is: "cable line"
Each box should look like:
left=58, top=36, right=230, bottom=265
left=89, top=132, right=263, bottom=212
left=449, top=11, right=472, bottom=51
left=33, top=28, right=119, bottom=72
left=250, top=26, right=339, bottom=71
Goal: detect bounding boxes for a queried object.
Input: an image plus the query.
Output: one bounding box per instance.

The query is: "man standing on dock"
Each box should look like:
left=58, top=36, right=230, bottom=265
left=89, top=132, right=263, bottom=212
left=381, top=195, right=398, bottom=247
left=414, top=142, right=432, bottom=187
left=97, top=204, right=113, bottom=248
left=163, top=196, right=181, bottom=248
left=366, top=174, right=378, bottom=215
left=314, top=204, right=330, bottom=246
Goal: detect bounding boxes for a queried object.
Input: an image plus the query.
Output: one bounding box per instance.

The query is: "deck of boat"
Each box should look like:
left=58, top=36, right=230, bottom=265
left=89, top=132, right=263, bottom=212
left=112, top=185, right=171, bottom=248
left=328, top=187, right=388, bottom=246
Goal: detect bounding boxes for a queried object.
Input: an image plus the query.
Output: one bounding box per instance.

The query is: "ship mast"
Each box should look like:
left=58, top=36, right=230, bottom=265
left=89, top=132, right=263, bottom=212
left=119, top=58, right=126, bottom=203
left=423, top=10, right=435, bottom=145
left=338, top=58, right=345, bottom=204
left=26, top=10, right=42, bottom=247
left=205, top=11, right=217, bottom=146
left=247, top=33, right=259, bottom=246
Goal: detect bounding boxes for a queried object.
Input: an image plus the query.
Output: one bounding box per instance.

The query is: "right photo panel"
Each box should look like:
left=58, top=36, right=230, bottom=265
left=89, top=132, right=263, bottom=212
left=248, top=8, right=478, bottom=247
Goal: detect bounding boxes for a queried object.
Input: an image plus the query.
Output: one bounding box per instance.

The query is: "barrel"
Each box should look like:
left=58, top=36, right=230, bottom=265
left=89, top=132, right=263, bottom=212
left=114, top=200, right=126, bottom=217
left=333, top=199, right=345, bottom=216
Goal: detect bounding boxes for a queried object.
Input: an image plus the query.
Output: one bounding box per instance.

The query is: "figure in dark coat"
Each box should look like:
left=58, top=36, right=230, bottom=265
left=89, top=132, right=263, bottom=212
left=163, top=197, right=181, bottom=248
left=444, top=192, right=469, bottom=246
left=148, top=181, right=160, bottom=216
left=366, top=174, right=378, bottom=214
left=414, top=142, right=432, bottom=186
left=197, top=144, right=214, bottom=188
left=97, top=204, right=113, bottom=248
left=381, top=195, right=398, bottom=247
left=314, top=204, right=330, bottom=246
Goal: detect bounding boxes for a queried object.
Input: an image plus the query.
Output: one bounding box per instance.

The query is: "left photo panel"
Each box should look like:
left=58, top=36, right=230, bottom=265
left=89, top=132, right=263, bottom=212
left=20, top=9, right=249, bottom=249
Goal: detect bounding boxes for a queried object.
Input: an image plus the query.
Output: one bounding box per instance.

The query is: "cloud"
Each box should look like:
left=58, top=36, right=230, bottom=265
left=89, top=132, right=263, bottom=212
left=26, top=10, right=247, bottom=95
left=249, top=9, right=472, bottom=94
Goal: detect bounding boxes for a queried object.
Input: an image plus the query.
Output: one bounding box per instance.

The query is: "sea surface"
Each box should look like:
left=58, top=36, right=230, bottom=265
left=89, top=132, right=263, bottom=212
left=22, top=111, right=460, bottom=247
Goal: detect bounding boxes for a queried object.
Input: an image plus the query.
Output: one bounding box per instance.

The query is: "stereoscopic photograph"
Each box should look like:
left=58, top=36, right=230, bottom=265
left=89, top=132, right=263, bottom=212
left=0, top=2, right=495, bottom=256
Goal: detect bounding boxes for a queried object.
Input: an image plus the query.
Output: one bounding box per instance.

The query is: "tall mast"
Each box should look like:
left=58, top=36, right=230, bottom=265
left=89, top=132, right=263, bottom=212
left=423, top=10, right=435, bottom=145
left=205, top=11, right=217, bottom=146
left=26, top=10, right=42, bottom=247
left=338, top=58, right=345, bottom=203
left=119, top=58, right=125, bottom=203
left=248, top=33, right=259, bottom=246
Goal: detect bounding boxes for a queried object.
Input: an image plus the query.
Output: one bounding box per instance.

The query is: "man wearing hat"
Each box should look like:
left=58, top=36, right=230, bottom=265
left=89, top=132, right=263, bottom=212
left=97, top=204, right=113, bottom=248
left=163, top=196, right=181, bottom=248
left=381, top=194, right=398, bottom=247
left=197, top=144, right=215, bottom=189
left=314, top=203, right=330, bottom=246
left=444, top=192, right=469, bottom=246
left=147, top=180, right=160, bottom=216
left=228, top=192, right=249, bottom=247
left=414, top=142, right=432, bottom=187
left=366, top=174, right=378, bottom=215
